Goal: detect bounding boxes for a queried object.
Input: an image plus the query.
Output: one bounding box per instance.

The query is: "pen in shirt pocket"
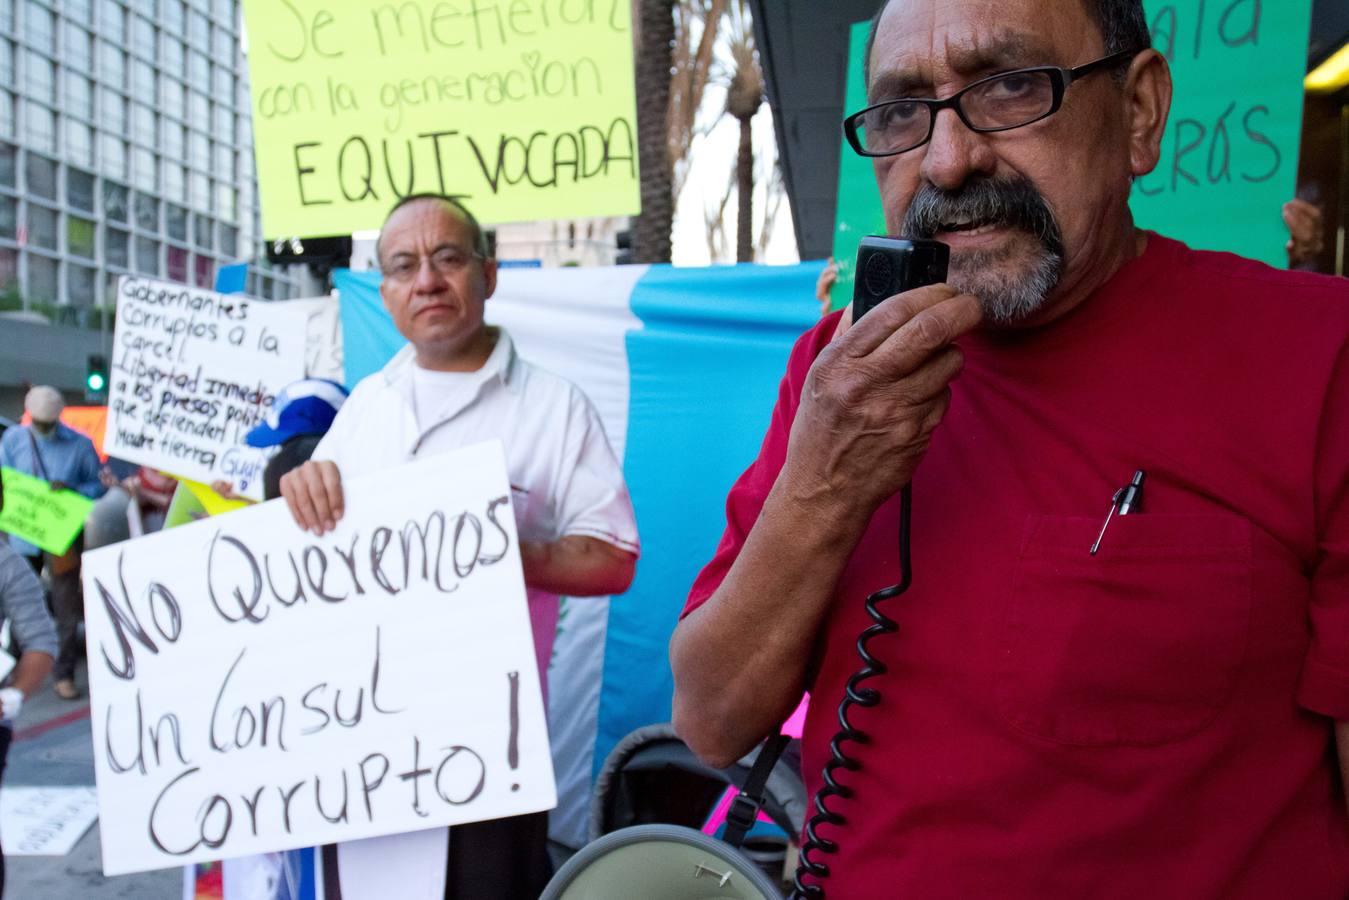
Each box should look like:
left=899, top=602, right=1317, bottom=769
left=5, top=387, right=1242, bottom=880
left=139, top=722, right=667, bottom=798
left=1090, top=469, right=1146, bottom=556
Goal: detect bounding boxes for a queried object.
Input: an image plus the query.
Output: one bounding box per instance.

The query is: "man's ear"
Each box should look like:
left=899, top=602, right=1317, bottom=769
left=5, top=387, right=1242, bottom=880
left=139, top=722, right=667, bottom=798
left=1124, top=49, right=1172, bottom=179
left=482, top=258, right=498, bottom=300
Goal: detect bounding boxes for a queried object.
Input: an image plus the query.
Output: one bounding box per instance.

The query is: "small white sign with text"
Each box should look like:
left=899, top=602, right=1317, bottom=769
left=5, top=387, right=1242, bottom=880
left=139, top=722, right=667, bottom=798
left=0, top=786, right=99, bottom=856
left=105, top=276, right=308, bottom=499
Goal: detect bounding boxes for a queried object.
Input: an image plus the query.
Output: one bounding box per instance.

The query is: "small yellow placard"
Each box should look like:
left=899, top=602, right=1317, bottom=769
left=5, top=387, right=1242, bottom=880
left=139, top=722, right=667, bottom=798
left=241, top=0, right=641, bottom=237
left=182, top=479, right=253, bottom=517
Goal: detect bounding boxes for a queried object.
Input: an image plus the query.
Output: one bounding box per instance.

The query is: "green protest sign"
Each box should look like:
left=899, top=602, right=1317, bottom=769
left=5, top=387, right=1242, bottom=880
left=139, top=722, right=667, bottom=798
left=828, top=0, right=1311, bottom=307
left=0, top=467, right=95, bottom=555
left=828, top=20, right=888, bottom=311
left=1130, top=0, right=1312, bottom=266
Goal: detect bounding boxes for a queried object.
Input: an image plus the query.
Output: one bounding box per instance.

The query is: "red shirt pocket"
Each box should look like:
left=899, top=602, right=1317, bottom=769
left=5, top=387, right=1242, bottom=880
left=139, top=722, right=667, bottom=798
left=996, top=513, right=1253, bottom=747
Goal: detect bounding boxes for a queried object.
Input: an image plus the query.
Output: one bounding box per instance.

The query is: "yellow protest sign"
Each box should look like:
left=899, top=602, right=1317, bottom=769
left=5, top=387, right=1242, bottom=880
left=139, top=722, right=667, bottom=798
left=240, top=0, right=641, bottom=238
left=163, top=481, right=208, bottom=530
left=0, top=467, right=95, bottom=555
left=182, top=479, right=253, bottom=517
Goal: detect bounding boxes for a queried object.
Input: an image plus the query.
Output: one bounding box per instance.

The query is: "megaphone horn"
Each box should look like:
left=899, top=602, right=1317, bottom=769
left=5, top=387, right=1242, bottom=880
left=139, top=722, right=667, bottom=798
left=541, top=824, right=785, bottom=900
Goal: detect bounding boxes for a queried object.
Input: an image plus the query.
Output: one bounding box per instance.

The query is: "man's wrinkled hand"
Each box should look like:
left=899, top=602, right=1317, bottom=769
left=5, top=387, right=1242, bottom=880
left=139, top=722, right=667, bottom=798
left=279, top=460, right=345, bottom=536
left=783, top=284, right=983, bottom=517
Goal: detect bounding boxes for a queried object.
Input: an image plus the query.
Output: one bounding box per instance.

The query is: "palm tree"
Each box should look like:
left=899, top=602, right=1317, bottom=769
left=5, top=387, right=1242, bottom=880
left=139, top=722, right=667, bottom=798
left=632, top=0, right=727, bottom=264
left=633, top=0, right=675, bottom=263
left=670, top=0, right=727, bottom=201
left=723, top=0, right=763, bottom=263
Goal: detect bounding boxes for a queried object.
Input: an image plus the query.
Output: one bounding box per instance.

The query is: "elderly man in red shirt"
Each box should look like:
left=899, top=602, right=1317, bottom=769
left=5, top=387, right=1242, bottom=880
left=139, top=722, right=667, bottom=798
left=672, top=0, right=1349, bottom=897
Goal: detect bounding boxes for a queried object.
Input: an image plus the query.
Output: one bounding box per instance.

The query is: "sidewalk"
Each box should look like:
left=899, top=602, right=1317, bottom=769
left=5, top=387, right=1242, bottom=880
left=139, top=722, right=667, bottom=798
left=6, top=662, right=179, bottom=899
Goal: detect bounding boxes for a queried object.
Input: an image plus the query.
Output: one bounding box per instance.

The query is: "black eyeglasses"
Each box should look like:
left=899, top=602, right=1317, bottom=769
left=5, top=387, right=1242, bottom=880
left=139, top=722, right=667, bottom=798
left=844, top=49, right=1137, bottom=158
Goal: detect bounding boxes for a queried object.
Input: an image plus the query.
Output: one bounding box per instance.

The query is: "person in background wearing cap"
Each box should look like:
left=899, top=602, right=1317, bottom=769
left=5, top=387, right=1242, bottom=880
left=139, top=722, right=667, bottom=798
left=0, top=472, right=57, bottom=895
left=0, top=386, right=104, bottom=700
left=209, top=378, right=350, bottom=503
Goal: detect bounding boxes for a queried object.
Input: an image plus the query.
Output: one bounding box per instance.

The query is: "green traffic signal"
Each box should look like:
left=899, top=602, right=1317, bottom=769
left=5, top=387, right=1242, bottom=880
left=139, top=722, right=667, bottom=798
left=85, top=354, right=108, bottom=397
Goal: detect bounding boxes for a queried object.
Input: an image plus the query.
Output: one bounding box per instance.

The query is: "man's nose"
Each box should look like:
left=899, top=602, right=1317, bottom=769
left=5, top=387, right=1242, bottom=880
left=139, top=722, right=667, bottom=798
left=412, top=256, right=447, bottom=293
left=918, top=108, right=997, bottom=191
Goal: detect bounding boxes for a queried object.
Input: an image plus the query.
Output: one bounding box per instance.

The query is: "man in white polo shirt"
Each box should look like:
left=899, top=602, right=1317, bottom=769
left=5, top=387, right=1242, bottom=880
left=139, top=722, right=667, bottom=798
left=281, top=193, right=640, bottom=899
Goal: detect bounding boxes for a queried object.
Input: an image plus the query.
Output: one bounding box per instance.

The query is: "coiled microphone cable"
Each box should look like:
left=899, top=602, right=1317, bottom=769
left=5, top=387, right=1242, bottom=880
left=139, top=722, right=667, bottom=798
left=791, top=484, right=912, bottom=899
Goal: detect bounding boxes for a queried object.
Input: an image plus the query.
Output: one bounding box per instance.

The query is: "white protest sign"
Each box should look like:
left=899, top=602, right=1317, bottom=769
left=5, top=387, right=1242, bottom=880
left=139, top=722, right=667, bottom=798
left=106, top=276, right=308, bottom=500
left=290, top=296, right=344, bottom=383
left=83, top=440, right=555, bottom=875
left=0, top=787, right=100, bottom=856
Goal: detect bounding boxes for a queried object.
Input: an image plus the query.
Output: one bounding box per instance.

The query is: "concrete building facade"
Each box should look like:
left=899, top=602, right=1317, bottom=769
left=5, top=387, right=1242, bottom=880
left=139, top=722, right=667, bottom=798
left=0, top=0, right=311, bottom=411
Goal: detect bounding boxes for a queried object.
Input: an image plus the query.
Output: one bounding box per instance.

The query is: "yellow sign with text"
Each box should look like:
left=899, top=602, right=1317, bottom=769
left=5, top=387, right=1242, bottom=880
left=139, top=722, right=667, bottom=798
left=241, top=0, right=641, bottom=238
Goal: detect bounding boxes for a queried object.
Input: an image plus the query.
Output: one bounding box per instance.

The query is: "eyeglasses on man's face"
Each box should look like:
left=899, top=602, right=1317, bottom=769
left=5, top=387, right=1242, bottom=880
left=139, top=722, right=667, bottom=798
left=382, top=246, right=485, bottom=283
left=844, top=49, right=1137, bottom=158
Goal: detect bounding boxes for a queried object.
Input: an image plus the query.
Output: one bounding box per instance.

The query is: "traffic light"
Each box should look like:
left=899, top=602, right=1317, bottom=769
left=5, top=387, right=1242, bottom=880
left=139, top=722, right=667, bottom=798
left=85, top=354, right=108, bottom=402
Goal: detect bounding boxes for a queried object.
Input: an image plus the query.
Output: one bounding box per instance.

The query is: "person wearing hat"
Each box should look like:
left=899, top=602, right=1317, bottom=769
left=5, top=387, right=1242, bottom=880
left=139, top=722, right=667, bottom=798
left=209, top=378, right=350, bottom=503
left=0, top=385, right=105, bottom=700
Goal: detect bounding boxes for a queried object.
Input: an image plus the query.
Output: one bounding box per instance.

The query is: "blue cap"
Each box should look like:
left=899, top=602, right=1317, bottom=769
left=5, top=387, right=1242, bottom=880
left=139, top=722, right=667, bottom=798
left=245, top=379, right=349, bottom=448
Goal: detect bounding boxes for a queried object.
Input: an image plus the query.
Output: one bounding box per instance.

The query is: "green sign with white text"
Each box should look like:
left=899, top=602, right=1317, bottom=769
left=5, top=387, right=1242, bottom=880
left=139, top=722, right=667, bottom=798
left=829, top=0, right=1311, bottom=308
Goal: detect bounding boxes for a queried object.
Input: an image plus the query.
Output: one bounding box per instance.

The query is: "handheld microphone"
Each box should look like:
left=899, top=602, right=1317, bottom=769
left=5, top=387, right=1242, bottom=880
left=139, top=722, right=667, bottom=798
left=851, top=236, right=950, bottom=321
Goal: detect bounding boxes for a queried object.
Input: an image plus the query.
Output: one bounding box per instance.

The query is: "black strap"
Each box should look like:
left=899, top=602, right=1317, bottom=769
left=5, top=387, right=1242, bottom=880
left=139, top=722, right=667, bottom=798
left=722, top=732, right=791, bottom=850
left=319, top=844, right=341, bottom=900
left=25, top=428, right=50, bottom=482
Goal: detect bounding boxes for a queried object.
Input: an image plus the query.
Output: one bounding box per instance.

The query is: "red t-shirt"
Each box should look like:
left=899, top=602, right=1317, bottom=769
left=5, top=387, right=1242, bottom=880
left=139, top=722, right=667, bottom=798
left=685, top=235, right=1349, bottom=898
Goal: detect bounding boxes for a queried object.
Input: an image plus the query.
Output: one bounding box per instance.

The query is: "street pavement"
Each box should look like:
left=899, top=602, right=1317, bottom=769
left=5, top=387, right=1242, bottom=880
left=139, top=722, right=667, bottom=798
left=6, top=661, right=178, bottom=899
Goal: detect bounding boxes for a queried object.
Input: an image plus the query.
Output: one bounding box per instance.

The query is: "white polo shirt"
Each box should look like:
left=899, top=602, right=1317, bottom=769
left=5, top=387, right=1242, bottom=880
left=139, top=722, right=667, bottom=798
left=312, top=327, right=640, bottom=690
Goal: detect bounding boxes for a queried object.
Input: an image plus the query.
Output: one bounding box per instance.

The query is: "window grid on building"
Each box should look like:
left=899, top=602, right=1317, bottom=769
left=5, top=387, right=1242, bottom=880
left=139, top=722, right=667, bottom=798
left=0, top=0, right=305, bottom=320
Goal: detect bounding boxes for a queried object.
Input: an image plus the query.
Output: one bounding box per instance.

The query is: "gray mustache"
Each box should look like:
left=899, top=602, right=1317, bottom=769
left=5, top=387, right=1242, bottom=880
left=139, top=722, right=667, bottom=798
left=902, top=178, right=1064, bottom=255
